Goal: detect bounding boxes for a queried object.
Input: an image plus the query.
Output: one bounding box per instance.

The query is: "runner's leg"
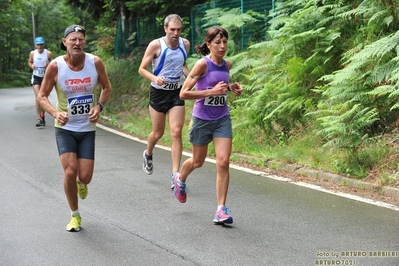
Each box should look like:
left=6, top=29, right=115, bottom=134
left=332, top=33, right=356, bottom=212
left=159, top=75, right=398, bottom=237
left=168, top=105, right=185, bottom=173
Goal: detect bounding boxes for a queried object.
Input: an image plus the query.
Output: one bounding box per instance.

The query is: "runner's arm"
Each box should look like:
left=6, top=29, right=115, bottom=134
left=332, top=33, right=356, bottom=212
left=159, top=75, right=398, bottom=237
left=47, top=50, right=54, bottom=63
left=92, top=56, right=112, bottom=118
left=37, top=61, right=69, bottom=125
left=138, top=40, right=162, bottom=84
left=28, top=51, right=35, bottom=70
left=89, top=56, right=112, bottom=123
left=183, top=38, right=191, bottom=78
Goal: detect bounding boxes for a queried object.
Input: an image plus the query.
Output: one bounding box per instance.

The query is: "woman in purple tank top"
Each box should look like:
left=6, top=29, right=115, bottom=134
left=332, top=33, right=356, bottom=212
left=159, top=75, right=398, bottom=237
left=172, top=26, right=243, bottom=224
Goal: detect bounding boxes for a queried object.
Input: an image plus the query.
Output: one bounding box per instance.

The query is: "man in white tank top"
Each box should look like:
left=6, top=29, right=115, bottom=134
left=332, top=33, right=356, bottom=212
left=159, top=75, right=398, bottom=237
left=138, top=14, right=190, bottom=189
left=28, top=36, right=53, bottom=127
left=37, top=25, right=112, bottom=232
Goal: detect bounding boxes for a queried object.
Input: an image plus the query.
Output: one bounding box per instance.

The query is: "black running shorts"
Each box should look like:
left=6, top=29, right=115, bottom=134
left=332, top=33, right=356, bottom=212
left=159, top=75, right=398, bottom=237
left=55, top=128, right=96, bottom=159
left=149, top=86, right=184, bottom=114
left=31, top=75, right=44, bottom=86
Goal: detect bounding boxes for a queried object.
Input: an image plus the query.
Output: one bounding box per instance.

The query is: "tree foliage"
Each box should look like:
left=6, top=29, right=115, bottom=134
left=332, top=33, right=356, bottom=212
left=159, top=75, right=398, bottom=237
left=0, top=0, right=208, bottom=85
left=201, top=7, right=262, bottom=54
left=0, top=0, right=115, bottom=87
left=63, top=0, right=208, bottom=57
left=65, top=0, right=208, bottom=21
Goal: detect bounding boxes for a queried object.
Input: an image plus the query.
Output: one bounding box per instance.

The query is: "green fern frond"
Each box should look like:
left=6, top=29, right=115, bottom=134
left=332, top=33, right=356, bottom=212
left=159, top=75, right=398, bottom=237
left=368, top=10, right=388, bottom=25
left=370, top=60, right=397, bottom=83
left=352, top=31, right=399, bottom=60
left=317, top=104, right=379, bottom=149
left=367, top=85, right=395, bottom=97
left=383, top=16, right=394, bottom=27
left=249, top=39, right=281, bottom=50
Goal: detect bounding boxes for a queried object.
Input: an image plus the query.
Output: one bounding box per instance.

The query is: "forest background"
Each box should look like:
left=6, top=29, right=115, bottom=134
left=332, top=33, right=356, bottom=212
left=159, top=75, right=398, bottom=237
left=1, top=0, right=399, bottom=194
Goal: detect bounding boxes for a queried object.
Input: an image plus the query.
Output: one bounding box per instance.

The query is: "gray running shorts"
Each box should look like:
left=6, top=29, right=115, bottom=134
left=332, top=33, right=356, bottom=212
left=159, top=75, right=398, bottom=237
left=55, top=128, right=95, bottom=159
left=189, top=115, right=232, bottom=146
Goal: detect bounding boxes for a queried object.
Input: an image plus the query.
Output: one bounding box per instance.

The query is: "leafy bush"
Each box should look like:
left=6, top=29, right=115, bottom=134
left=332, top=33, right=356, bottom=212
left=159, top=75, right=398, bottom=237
left=0, top=70, right=31, bottom=88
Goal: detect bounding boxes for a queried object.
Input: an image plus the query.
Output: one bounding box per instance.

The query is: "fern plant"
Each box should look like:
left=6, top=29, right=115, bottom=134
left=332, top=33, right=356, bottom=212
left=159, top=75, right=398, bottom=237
left=201, top=7, right=261, bottom=54
left=198, top=0, right=399, bottom=178
left=317, top=3, right=399, bottom=152
left=230, top=0, right=349, bottom=140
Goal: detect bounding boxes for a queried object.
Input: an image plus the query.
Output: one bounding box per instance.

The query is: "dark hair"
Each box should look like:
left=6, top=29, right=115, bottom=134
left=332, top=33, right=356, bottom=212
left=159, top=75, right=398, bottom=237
left=195, top=26, right=229, bottom=56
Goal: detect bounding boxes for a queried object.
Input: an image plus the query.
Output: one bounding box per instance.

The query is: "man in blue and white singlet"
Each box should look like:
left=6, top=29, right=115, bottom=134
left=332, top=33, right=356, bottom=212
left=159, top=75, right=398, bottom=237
left=28, top=36, right=54, bottom=127
left=37, top=25, right=112, bottom=232
left=138, top=14, right=190, bottom=189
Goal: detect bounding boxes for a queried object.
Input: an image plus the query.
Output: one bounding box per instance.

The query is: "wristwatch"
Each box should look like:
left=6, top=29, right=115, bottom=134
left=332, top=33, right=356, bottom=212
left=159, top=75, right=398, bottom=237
left=97, top=102, right=104, bottom=112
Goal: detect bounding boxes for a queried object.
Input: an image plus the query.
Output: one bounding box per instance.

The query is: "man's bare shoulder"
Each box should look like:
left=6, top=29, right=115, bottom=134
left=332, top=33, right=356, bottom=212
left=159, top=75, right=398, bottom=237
left=147, top=38, right=161, bottom=49
left=93, top=55, right=106, bottom=69
left=46, top=59, right=59, bottom=73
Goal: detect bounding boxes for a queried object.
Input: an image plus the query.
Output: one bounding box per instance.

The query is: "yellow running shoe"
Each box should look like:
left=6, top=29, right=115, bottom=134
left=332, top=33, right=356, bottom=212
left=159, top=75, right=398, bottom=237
left=77, top=181, right=88, bottom=199
left=66, top=214, right=81, bottom=232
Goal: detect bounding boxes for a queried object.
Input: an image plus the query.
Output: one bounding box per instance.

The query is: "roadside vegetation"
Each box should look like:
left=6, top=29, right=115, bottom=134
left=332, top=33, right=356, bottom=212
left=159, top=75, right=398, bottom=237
left=2, top=0, right=399, bottom=189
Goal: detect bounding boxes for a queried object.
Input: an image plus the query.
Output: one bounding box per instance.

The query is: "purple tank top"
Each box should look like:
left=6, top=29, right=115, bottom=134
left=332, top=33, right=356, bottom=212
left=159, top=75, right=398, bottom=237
left=192, top=57, right=230, bottom=120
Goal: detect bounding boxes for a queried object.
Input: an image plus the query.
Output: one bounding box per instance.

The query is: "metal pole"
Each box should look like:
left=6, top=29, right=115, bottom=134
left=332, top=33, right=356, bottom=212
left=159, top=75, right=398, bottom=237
left=190, top=8, right=194, bottom=54
left=32, top=11, right=36, bottom=46
left=241, top=0, right=244, bottom=50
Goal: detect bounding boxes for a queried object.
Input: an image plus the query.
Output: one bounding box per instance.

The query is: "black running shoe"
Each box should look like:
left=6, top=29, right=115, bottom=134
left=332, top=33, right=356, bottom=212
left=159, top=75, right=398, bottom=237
left=36, top=119, right=44, bottom=127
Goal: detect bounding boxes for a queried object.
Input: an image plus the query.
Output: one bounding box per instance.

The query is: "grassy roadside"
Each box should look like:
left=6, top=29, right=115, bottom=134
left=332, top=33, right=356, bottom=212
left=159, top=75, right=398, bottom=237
left=102, top=57, right=399, bottom=192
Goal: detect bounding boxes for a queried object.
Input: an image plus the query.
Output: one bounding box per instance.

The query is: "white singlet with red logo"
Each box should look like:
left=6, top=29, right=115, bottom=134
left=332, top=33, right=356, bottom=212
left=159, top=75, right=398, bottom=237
left=54, top=53, right=99, bottom=132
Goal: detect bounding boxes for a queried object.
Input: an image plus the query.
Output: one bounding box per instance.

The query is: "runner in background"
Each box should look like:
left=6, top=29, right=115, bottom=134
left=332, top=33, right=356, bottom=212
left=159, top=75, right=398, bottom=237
left=138, top=14, right=190, bottom=189
left=28, top=36, right=54, bottom=127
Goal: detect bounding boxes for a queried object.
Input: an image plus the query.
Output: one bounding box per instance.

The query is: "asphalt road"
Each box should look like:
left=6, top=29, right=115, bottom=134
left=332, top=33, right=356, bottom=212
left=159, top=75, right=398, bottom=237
left=1, top=87, right=399, bottom=266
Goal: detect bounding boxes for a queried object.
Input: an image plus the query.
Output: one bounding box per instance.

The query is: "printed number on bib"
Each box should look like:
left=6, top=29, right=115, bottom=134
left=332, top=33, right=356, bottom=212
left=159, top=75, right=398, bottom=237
left=163, top=82, right=179, bottom=90
left=162, top=76, right=181, bottom=90
left=37, top=67, right=46, bottom=75
left=204, top=95, right=226, bottom=106
left=67, top=94, right=94, bottom=116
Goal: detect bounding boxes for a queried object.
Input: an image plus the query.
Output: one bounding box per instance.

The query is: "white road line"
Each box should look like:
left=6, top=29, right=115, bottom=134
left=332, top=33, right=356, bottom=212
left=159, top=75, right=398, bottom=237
left=98, top=123, right=399, bottom=212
